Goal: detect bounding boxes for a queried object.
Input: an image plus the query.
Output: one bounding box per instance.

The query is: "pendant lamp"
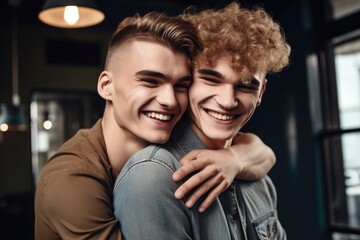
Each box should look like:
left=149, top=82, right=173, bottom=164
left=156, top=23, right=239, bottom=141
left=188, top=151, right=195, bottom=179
left=38, top=0, right=105, bottom=28
left=0, top=104, right=27, bottom=132
left=0, top=1, right=27, bottom=132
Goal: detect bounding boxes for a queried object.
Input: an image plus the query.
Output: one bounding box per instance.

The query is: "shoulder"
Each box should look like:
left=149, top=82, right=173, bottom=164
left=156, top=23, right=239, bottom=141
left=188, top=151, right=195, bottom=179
left=54, top=124, right=106, bottom=166
left=35, top=156, right=116, bottom=225
left=240, top=175, right=276, bottom=195
left=40, top=149, right=112, bottom=189
left=114, top=145, right=181, bottom=193
left=239, top=175, right=277, bottom=209
left=255, top=175, right=277, bottom=200
left=41, top=121, right=112, bottom=185
left=36, top=154, right=113, bottom=206
left=36, top=128, right=113, bottom=213
left=125, top=145, right=181, bottom=172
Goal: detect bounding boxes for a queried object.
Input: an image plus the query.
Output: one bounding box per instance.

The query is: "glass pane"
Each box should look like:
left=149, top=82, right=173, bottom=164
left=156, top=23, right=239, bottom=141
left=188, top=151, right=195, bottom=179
left=333, top=232, right=360, bottom=240
left=30, top=91, right=103, bottom=184
left=326, top=132, right=360, bottom=229
left=334, top=38, right=360, bottom=129
left=330, top=0, right=360, bottom=19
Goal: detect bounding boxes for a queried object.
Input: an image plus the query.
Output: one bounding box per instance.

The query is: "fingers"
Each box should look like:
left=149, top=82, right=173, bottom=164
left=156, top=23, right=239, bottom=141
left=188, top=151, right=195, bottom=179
left=179, top=149, right=201, bottom=165
left=173, top=149, right=234, bottom=213
left=198, top=180, right=228, bottom=212
left=174, top=164, right=220, bottom=200
left=173, top=151, right=208, bottom=182
left=183, top=173, right=227, bottom=212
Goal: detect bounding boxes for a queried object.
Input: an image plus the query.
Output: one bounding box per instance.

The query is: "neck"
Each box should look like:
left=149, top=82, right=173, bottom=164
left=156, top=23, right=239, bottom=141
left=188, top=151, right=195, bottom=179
left=101, top=108, right=148, bottom=173
left=188, top=121, right=226, bottom=150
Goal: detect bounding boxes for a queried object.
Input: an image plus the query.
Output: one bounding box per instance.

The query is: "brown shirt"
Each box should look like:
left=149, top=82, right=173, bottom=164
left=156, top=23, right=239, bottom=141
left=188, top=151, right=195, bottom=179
left=35, top=119, right=121, bottom=240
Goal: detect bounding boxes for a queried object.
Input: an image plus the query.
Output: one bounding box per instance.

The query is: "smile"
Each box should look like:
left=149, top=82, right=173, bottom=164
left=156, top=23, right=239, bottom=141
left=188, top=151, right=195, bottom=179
left=145, top=112, right=172, bottom=121
left=207, top=110, right=235, bottom=121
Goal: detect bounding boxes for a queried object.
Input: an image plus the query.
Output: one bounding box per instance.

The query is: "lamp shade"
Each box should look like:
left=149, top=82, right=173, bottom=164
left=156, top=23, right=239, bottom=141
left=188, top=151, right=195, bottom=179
left=38, top=0, right=105, bottom=28
left=0, top=103, right=27, bottom=132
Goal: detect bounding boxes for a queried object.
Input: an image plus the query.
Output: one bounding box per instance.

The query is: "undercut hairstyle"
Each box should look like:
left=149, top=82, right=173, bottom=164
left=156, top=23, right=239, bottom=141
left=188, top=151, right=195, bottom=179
left=181, top=2, right=291, bottom=77
left=105, top=11, right=202, bottom=68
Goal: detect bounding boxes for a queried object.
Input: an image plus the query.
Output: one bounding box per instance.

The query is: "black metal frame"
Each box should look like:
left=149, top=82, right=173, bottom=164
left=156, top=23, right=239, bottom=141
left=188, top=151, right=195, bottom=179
left=312, top=0, right=360, bottom=237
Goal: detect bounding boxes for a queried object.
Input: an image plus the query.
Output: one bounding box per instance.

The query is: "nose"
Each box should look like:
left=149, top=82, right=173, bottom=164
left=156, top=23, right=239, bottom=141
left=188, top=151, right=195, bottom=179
left=156, top=85, right=177, bottom=108
left=215, top=85, right=238, bottom=109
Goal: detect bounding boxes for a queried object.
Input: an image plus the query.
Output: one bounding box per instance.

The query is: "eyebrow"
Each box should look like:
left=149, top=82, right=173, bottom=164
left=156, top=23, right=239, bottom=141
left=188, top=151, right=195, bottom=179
left=135, top=70, right=192, bottom=82
left=135, top=70, right=167, bottom=79
left=199, top=68, right=261, bottom=87
left=197, top=69, right=223, bottom=78
left=247, top=77, right=261, bottom=87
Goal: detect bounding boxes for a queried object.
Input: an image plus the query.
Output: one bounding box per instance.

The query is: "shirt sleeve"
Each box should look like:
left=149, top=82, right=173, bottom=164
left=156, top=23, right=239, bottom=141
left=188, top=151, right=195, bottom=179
left=113, top=160, right=193, bottom=240
left=37, top=161, right=121, bottom=240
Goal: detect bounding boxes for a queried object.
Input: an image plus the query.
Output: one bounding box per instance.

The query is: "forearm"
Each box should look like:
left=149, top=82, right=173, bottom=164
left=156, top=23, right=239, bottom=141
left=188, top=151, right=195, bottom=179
left=229, top=132, right=275, bottom=180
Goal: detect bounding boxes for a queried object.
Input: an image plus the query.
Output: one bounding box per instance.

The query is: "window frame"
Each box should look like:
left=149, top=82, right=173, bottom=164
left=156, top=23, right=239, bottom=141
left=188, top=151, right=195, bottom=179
left=312, top=0, right=360, bottom=236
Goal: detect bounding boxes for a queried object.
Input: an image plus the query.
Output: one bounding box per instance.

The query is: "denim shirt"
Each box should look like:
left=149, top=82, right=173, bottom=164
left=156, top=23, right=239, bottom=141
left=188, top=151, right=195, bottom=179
left=113, top=119, right=286, bottom=240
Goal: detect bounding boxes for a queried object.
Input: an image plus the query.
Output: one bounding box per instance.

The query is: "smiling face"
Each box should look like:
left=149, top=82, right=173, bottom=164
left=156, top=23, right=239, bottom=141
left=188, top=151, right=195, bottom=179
left=188, top=55, right=267, bottom=149
left=100, top=40, right=191, bottom=145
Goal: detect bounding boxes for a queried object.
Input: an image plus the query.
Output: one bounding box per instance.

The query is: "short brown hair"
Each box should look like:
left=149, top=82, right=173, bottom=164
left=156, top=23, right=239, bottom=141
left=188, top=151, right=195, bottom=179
left=105, top=11, right=202, bottom=68
left=181, top=2, right=291, bottom=77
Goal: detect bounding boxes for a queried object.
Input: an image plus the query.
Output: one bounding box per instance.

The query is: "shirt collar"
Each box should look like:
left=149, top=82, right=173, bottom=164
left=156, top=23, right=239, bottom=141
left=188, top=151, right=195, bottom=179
left=169, top=118, right=206, bottom=156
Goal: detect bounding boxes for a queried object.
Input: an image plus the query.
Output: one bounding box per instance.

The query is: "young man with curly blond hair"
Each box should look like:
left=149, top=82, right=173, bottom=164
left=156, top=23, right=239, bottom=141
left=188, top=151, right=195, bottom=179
left=113, top=2, right=290, bottom=239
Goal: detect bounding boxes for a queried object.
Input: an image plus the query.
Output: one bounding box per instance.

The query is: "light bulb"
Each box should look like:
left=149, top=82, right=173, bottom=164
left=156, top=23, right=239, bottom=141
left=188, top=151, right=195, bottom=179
left=0, top=123, right=9, bottom=132
left=43, top=120, right=53, bottom=130
left=64, top=6, right=80, bottom=25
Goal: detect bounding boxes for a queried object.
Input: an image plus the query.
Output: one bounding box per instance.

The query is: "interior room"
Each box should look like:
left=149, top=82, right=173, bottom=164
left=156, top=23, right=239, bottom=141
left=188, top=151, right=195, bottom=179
left=0, top=0, right=359, bottom=239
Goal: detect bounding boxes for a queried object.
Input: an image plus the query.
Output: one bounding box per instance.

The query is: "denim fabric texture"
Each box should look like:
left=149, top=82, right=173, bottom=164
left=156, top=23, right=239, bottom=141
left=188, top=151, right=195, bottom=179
left=113, top=119, right=286, bottom=240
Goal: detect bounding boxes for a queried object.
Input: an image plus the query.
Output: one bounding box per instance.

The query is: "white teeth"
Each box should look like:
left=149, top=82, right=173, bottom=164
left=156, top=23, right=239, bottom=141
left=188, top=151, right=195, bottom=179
left=207, top=110, right=234, bottom=120
left=145, top=112, right=171, bottom=121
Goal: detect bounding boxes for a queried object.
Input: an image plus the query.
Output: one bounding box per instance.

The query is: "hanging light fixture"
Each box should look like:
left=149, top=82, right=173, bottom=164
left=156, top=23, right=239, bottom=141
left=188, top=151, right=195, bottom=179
left=0, top=104, right=27, bottom=132
left=0, top=0, right=27, bottom=132
left=38, top=0, right=105, bottom=28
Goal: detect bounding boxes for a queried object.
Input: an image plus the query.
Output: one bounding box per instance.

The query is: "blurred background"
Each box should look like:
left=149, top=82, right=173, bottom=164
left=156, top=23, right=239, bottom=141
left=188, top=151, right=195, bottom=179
left=0, top=0, right=359, bottom=239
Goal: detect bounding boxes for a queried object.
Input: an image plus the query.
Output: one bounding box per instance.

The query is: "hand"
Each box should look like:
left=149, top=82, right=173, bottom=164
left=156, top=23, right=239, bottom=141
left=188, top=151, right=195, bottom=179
left=173, top=148, right=239, bottom=213
left=172, top=132, right=275, bottom=213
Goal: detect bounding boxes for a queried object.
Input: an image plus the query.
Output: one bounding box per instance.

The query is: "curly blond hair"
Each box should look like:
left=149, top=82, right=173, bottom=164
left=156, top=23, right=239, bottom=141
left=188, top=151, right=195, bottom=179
left=181, top=2, right=291, bottom=77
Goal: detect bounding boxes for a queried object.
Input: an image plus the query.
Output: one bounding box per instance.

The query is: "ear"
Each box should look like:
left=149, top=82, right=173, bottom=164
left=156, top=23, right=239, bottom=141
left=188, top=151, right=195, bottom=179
left=97, top=71, right=112, bottom=100
left=257, top=78, right=267, bottom=106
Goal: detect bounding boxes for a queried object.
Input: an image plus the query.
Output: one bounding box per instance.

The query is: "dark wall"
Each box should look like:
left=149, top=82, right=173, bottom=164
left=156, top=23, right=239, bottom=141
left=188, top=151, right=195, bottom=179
left=0, top=25, right=109, bottom=192
left=242, top=0, right=327, bottom=239
left=0, top=19, right=110, bottom=240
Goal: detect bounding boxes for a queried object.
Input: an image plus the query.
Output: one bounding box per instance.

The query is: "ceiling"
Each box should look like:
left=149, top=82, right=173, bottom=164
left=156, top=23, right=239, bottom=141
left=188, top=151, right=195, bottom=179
left=0, top=0, right=295, bottom=30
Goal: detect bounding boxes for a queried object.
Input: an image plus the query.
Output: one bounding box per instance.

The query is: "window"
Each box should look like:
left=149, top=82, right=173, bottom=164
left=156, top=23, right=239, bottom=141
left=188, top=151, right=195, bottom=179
left=313, top=0, right=360, bottom=238
left=328, top=37, right=360, bottom=231
left=30, top=91, right=104, bottom=184
left=330, top=0, right=360, bottom=19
